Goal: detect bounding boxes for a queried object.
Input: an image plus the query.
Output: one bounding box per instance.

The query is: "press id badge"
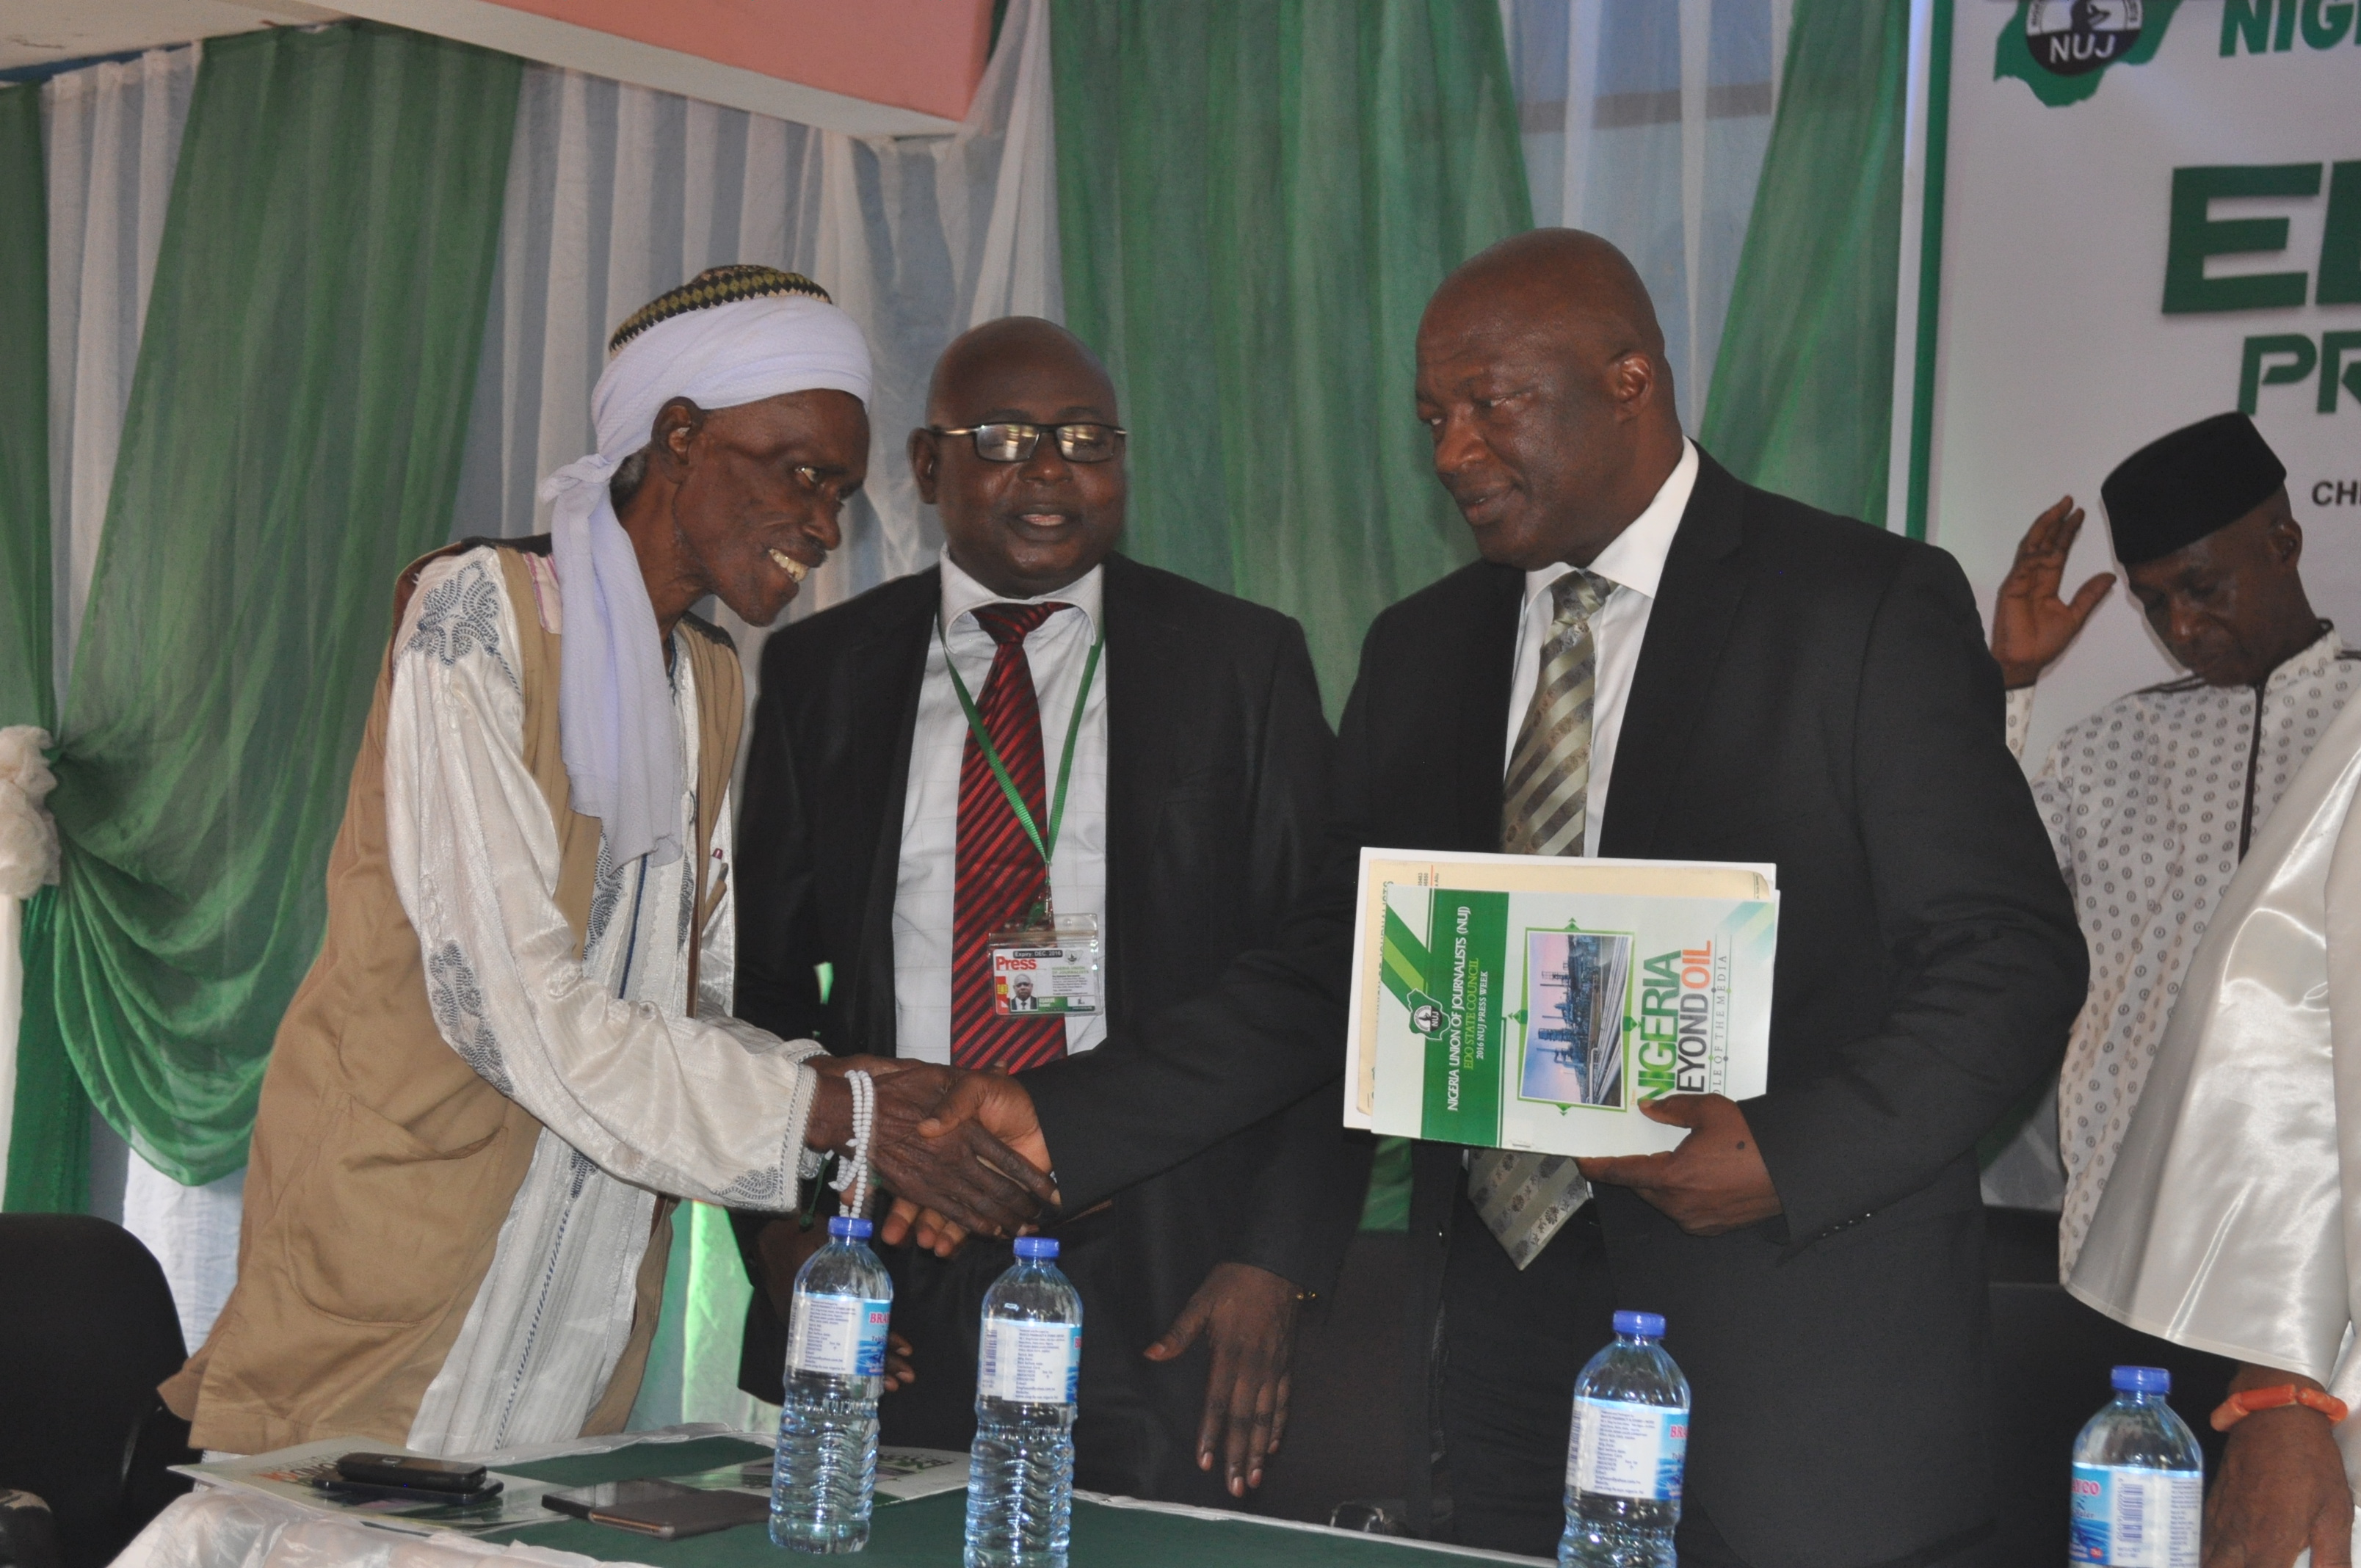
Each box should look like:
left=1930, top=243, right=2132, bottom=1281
left=989, top=913, right=1103, bottom=1016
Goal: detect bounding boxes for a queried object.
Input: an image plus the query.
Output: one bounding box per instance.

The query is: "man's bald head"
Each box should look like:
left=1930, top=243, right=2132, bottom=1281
left=1430, top=228, right=1672, bottom=389
left=1415, top=228, right=1686, bottom=572
left=926, top=316, right=1117, bottom=429
left=913, top=316, right=1127, bottom=600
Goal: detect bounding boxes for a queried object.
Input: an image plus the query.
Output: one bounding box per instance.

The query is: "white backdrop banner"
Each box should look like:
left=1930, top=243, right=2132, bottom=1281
left=1899, top=0, right=2360, bottom=769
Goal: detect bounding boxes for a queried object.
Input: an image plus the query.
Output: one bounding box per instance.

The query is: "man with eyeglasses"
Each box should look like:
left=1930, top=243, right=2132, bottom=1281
left=728, top=316, right=1369, bottom=1506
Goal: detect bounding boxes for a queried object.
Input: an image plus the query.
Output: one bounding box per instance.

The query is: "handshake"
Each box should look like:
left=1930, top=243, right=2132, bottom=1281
left=805, top=1056, right=1058, bottom=1253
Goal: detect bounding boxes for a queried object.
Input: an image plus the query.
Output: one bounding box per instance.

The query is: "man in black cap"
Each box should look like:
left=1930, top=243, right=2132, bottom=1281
left=1986, top=410, right=2352, bottom=1271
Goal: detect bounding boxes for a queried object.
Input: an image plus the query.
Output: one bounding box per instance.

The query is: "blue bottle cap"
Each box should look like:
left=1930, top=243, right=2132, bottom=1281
left=828, top=1216, right=874, bottom=1240
left=1014, top=1235, right=1059, bottom=1259
left=2112, top=1365, right=2170, bottom=1394
left=1614, top=1310, right=1667, bottom=1339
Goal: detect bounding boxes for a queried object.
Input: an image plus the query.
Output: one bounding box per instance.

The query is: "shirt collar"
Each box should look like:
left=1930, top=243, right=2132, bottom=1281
left=1521, top=438, right=1700, bottom=613
left=937, top=547, right=1105, bottom=638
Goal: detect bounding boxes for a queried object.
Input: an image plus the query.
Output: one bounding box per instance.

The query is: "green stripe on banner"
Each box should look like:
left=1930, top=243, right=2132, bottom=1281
left=9, top=22, right=521, bottom=1201
left=1379, top=904, right=1429, bottom=1007
left=1418, top=890, right=1505, bottom=1146
left=1904, top=0, right=1956, bottom=543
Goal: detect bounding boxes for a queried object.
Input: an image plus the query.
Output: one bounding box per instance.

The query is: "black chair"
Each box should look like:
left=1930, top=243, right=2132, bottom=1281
left=1970, top=1206, right=2233, bottom=1566
left=0, top=1216, right=197, bottom=1568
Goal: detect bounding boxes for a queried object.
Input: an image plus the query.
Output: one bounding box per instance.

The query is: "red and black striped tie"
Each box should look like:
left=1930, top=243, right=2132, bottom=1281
left=950, top=601, right=1069, bottom=1072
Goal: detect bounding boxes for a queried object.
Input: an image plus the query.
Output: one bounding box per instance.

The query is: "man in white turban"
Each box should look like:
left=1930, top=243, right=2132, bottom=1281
left=164, top=267, right=1056, bottom=1456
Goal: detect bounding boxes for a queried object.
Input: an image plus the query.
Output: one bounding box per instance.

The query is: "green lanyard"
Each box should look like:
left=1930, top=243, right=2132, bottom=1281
left=939, top=610, right=1105, bottom=877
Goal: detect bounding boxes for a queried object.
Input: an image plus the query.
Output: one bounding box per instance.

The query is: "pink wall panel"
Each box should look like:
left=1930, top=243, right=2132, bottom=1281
left=484, top=0, right=996, bottom=121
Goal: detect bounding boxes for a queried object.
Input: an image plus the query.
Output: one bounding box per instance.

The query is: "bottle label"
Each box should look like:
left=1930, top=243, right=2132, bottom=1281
left=2070, top=1463, right=2199, bottom=1566
left=786, top=1292, right=892, bottom=1379
left=979, top=1320, right=1081, bottom=1404
left=1566, top=1395, right=1688, bottom=1503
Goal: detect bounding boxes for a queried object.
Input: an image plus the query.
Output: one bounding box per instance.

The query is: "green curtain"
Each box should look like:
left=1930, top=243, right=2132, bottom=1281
left=1700, top=0, right=1909, bottom=530
left=0, top=81, right=49, bottom=735
left=7, top=23, right=521, bottom=1203
left=7, top=893, right=89, bottom=1213
left=1051, top=0, right=1531, bottom=709
left=0, top=84, right=77, bottom=1214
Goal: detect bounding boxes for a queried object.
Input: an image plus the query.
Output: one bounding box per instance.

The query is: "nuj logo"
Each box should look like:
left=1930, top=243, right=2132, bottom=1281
left=2024, top=0, right=2146, bottom=76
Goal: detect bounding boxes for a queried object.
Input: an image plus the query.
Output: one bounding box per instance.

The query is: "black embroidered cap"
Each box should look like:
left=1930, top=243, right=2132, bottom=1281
left=607, top=265, right=834, bottom=356
left=2101, top=412, right=2289, bottom=566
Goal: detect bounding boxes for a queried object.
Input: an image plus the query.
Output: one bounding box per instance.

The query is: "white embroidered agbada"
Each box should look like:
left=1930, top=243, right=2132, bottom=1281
left=1998, top=628, right=2360, bottom=1269
left=388, top=548, right=821, bottom=1453
left=2068, top=672, right=2361, bottom=1556
left=388, top=277, right=871, bottom=1453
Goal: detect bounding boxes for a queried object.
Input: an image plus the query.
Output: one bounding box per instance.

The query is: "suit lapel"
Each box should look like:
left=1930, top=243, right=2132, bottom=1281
left=844, top=569, right=937, bottom=1056
left=1100, top=556, right=1183, bottom=1028
left=1598, top=454, right=1748, bottom=858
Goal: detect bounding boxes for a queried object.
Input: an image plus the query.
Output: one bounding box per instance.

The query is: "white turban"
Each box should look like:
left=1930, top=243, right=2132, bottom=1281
left=537, top=289, right=873, bottom=869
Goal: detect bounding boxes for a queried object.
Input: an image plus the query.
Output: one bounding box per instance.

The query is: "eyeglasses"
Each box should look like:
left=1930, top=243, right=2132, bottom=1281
left=927, top=421, right=1128, bottom=464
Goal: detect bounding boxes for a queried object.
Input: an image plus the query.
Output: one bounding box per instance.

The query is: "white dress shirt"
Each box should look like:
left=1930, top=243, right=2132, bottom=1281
left=893, top=548, right=1111, bottom=1064
left=1501, top=439, right=1700, bottom=854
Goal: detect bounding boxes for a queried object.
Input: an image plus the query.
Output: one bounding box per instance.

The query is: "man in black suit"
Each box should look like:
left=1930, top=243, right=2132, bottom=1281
left=896, top=233, right=2086, bottom=1565
left=729, top=316, right=1369, bottom=1505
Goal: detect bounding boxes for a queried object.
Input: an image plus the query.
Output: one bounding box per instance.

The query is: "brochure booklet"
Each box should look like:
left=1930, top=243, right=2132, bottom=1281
left=1344, top=849, right=1777, bottom=1156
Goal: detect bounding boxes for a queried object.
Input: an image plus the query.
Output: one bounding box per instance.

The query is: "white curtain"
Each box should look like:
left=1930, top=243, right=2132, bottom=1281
left=1501, top=0, right=1788, bottom=436
left=43, top=46, right=198, bottom=713
left=36, top=44, right=243, bottom=1356
left=440, top=0, right=1062, bottom=1431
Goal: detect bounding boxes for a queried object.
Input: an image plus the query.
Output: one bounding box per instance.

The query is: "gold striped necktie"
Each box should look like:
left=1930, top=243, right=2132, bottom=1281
left=1472, top=569, right=1609, bottom=1268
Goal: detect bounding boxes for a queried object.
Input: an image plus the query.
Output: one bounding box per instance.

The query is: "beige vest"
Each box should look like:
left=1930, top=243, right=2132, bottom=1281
left=162, top=542, right=744, bottom=1453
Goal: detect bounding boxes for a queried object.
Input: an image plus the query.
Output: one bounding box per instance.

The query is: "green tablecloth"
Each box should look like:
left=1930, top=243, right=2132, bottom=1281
left=498, top=1438, right=1515, bottom=1568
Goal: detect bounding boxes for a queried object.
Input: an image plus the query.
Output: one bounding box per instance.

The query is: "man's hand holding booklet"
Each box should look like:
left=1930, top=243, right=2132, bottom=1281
left=1343, top=848, right=1777, bottom=1161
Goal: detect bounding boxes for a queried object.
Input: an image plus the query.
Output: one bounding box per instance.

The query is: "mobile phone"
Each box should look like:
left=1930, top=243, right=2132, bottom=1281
left=334, top=1453, right=490, bottom=1495
left=543, top=1480, right=768, bottom=1540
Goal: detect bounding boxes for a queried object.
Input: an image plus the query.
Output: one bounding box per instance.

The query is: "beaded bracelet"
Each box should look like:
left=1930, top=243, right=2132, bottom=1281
left=2211, top=1384, right=2350, bottom=1431
left=827, top=1068, right=875, bottom=1218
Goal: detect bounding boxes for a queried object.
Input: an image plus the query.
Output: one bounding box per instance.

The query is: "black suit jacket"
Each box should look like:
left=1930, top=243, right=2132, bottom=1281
left=730, top=553, right=1371, bottom=1399
left=1021, top=455, right=2086, bottom=1567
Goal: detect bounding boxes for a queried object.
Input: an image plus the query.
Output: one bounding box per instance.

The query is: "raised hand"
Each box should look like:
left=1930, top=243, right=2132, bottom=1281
left=1142, top=1261, right=1303, bottom=1497
left=808, top=1056, right=1056, bottom=1240
left=1576, top=1094, right=1781, bottom=1235
left=1991, top=496, right=2114, bottom=689
left=874, top=1069, right=1056, bottom=1256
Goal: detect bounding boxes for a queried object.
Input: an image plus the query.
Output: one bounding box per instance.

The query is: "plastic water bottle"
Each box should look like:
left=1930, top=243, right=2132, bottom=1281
left=769, top=1216, right=893, bottom=1553
left=2070, top=1365, right=2202, bottom=1566
left=1559, top=1310, right=1689, bottom=1568
left=962, top=1236, right=1083, bottom=1568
